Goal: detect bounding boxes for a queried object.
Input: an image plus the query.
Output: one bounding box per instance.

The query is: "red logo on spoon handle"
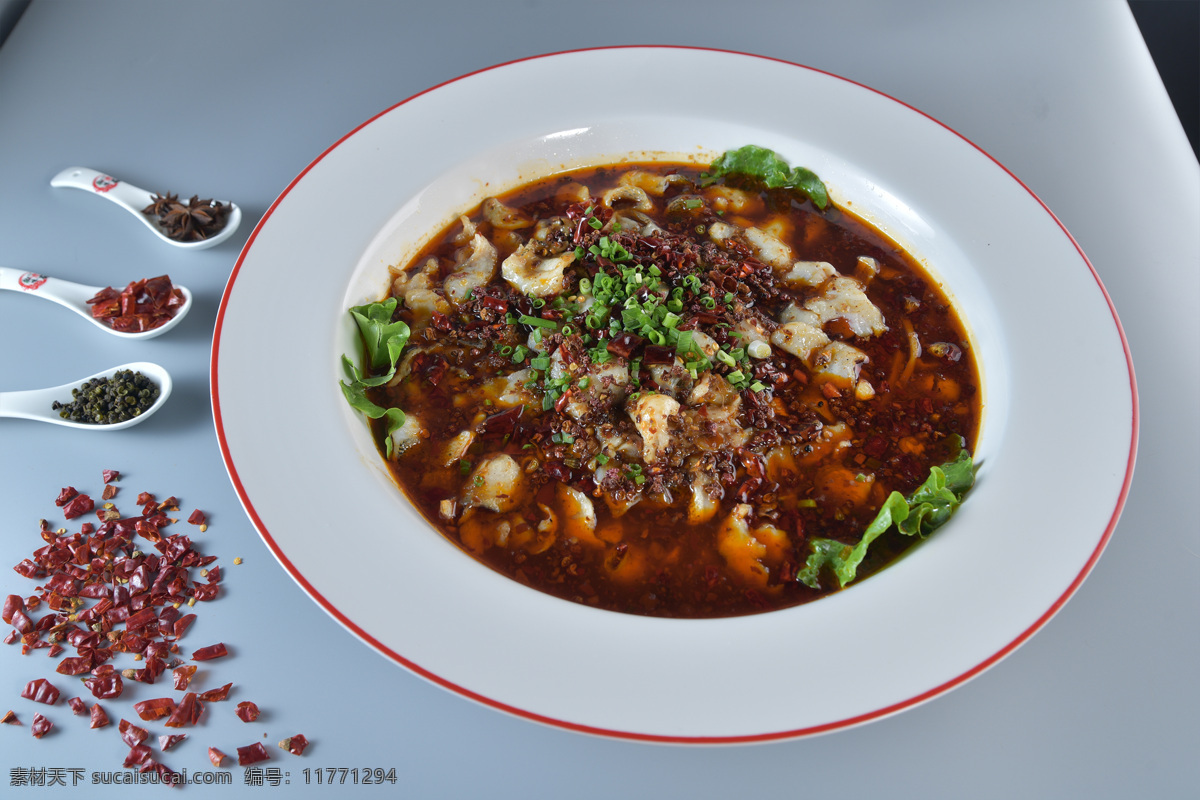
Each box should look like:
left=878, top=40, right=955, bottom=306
left=18, top=272, right=48, bottom=290
left=91, top=174, right=118, bottom=193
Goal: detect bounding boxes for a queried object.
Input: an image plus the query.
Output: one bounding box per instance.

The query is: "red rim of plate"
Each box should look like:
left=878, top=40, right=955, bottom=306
left=210, top=45, right=1139, bottom=744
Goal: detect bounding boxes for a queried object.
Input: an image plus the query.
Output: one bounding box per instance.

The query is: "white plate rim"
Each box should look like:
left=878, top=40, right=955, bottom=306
left=211, top=46, right=1138, bottom=743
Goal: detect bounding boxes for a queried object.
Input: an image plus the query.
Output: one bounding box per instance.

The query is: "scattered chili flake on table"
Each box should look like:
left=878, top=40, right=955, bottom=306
left=159, top=733, right=186, bottom=751
left=1, top=710, right=18, bottom=724
left=3, top=472, right=312, bottom=777
left=89, top=704, right=109, bottom=728
left=191, top=643, right=228, bottom=661
left=119, top=718, right=148, bottom=746
left=133, top=697, right=174, bottom=721
left=21, top=678, right=60, bottom=705
left=236, top=742, right=270, bottom=766
left=279, top=734, right=309, bottom=756
left=83, top=670, right=123, bottom=700
left=197, top=682, right=232, bottom=702
left=31, top=713, right=52, bottom=738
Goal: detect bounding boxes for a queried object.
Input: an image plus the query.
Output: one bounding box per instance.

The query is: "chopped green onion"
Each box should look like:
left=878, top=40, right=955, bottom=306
left=518, top=315, right=558, bottom=329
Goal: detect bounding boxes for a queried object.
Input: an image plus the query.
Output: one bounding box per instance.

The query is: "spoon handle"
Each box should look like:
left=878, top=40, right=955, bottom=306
left=0, top=385, right=64, bottom=422
left=0, top=266, right=102, bottom=314
left=50, top=166, right=157, bottom=223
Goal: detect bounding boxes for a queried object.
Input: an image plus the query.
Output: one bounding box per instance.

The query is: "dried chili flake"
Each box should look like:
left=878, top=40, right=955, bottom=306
left=207, top=747, right=227, bottom=767
left=55, top=487, right=78, bottom=507
left=12, top=558, right=45, bottom=579
left=159, top=733, right=187, bottom=751
left=2, top=594, right=25, bottom=624
left=172, top=613, right=196, bottom=639
left=133, top=697, right=174, bottom=721
left=164, top=691, right=202, bottom=728
left=279, top=734, right=309, bottom=755
left=119, top=718, right=149, bottom=746
left=31, top=713, right=52, bottom=738
left=236, top=742, right=270, bottom=766
left=1, top=710, right=17, bottom=724
left=62, top=494, right=94, bottom=520
left=191, top=643, right=227, bottom=661
left=21, top=678, right=60, bottom=705
left=123, top=743, right=153, bottom=768
left=68, top=696, right=88, bottom=715
left=11, top=608, right=33, bottom=634
left=83, top=671, right=123, bottom=699
left=236, top=701, right=260, bottom=722
left=197, top=682, right=231, bottom=702
left=187, top=509, right=206, bottom=526
left=102, top=469, right=120, bottom=484
left=135, top=491, right=155, bottom=505
left=101, top=484, right=118, bottom=501
left=172, top=665, right=197, bottom=690
left=90, top=703, right=109, bottom=728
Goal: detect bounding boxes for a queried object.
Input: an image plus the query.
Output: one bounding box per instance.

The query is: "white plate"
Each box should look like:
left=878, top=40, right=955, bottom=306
left=212, top=48, right=1137, bottom=742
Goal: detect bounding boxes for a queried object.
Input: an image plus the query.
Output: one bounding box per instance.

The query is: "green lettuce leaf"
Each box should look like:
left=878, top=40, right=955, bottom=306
left=348, top=297, right=410, bottom=372
left=708, top=145, right=830, bottom=210
left=798, top=442, right=975, bottom=590
left=339, top=299, right=411, bottom=435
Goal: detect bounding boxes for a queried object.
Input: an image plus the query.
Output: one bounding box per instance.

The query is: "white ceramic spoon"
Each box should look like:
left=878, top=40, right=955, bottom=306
left=0, top=362, right=173, bottom=431
left=50, top=166, right=242, bottom=250
left=0, top=267, right=192, bottom=340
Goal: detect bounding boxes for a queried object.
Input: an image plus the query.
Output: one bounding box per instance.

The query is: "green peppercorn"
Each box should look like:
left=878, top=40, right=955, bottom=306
left=49, top=370, right=160, bottom=424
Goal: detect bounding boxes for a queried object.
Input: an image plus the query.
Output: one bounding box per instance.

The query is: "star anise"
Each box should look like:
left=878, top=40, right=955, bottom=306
left=143, top=192, right=232, bottom=241
left=142, top=192, right=178, bottom=217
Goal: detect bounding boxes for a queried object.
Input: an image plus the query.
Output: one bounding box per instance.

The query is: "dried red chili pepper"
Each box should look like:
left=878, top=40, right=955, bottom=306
left=31, top=713, right=52, bottom=738
left=102, top=469, right=120, bottom=484
left=123, top=743, right=153, bottom=768
left=158, top=733, right=186, bottom=751
left=187, top=509, right=206, bottom=525
left=55, top=487, right=78, bottom=507
left=236, top=701, right=260, bottom=722
left=2, top=594, right=24, bottom=624
left=197, top=682, right=232, bottom=702
left=21, top=678, right=60, bottom=705
left=237, top=742, right=270, bottom=766
left=10, top=608, right=33, bottom=634
left=191, top=643, right=228, bottom=661
left=83, top=671, right=123, bottom=699
left=207, top=747, right=227, bottom=767
left=62, top=494, right=94, bottom=520
left=172, top=665, right=196, bottom=690
left=1, top=710, right=17, bottom=724
left=87, top=277, right=183, bottom=333
left=119, top=718, right=148, bottom=746
left=133, top=697, right=174, bottom=721
left=68, top=696, right=88, bottom=715
left=172, top=613, right=196, bottom=639
left=163, top=692, right=201, bottom=728
left=89, top=703, right=109, bottom=728
left=279, top=734, right=309, bottom=755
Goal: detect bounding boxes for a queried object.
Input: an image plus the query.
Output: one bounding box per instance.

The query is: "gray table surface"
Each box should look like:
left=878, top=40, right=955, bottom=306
left=1, top=1, right=1197, bottom=797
